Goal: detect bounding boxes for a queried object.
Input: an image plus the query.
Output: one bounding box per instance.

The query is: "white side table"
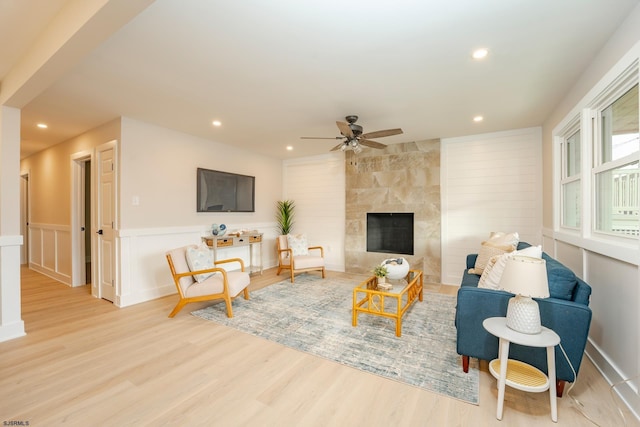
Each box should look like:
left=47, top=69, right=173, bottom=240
left=482, top=317, right=561, bottom=422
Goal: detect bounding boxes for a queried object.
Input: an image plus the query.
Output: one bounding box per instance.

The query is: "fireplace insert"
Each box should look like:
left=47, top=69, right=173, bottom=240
left=366, top=212, right=414, bottom=255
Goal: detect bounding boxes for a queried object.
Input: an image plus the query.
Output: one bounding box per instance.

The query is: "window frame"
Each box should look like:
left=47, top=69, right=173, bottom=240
left=559, top=118, right=582, bottom=231
left=589, top=79, right=639, bottom=239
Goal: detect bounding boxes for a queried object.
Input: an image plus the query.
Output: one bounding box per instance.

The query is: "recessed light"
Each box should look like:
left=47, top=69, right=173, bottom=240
left=286, top=146, right=293, bottom=151
left=37, top=123, right=48, bottom=129
left=212, top=120, right=222, bottom=127
left=472, top=48, right=489, bottom=60
left=473, top=116, right=484, bottom=122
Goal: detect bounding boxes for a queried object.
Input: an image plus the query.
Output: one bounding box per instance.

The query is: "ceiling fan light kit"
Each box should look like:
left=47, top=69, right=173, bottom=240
left=301, top=115, right=403, bottom=153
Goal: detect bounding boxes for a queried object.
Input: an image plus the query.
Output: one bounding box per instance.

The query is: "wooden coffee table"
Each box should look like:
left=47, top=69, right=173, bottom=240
left=352, top=269, right=423, bottom=337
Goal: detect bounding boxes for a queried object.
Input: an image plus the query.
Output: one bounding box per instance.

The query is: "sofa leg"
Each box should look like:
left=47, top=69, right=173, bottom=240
left=462, top=355, right=469, bottom=373
left=556, top=380, right=566, bottom=397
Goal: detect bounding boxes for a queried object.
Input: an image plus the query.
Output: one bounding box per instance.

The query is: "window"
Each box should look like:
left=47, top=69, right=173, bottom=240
left=593, top=84, right=639, bottom=237
left=561, top=125, right=581, bottom=228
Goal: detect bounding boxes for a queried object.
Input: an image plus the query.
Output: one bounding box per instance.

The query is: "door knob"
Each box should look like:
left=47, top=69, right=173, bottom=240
left=97, top=229, right=103, bottom=235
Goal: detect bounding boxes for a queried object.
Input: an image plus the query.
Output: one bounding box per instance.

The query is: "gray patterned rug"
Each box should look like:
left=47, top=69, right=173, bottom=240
left=191, top=274, right=479, bottom=404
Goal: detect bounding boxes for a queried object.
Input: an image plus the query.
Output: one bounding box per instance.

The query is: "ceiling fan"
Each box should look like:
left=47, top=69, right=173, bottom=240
left=301, top=115, right=403, bottom=153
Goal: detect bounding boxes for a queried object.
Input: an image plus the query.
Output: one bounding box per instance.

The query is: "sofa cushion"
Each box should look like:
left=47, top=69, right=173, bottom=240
left=461, top=270, right=481, bottom=287
left=542, top=253, right=577, bottom=301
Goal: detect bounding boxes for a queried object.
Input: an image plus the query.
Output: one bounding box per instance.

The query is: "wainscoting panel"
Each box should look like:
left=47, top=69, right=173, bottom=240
left=543, top=227, right=640, bottom=420
left=116, top=223, right=279, bottom=308
left=29, top=223, right=72, bottom=286
left=441, top=127, right=543, bottom=285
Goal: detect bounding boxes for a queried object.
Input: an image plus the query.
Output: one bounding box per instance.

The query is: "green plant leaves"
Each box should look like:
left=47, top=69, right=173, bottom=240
left=276, top=199, right=295, bottom=235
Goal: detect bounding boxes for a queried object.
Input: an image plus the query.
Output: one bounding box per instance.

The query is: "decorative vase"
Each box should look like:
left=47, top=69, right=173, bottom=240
left=377, top=276, right=386, bottom=285
left=218, top=224, right=227, bottom=236
left=382, top=258, right=410, bottom=280
left=211, top=224, right=219, bottom=235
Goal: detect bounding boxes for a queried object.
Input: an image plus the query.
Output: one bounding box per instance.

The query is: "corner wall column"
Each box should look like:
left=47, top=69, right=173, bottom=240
left=0, top=106, right=25, bottom=342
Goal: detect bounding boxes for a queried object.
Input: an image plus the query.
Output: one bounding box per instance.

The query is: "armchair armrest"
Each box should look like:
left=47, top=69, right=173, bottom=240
left=215, top=257, right=246, bottom=272
left=308, top=246, right=324, bottom=257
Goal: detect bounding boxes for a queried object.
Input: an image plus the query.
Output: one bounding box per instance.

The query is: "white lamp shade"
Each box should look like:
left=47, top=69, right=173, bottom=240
left=498, top=255, right=550, bottom=298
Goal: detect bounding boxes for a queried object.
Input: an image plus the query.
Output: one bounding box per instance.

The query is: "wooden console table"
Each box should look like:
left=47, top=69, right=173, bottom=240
left=202, top=233, right=263, bottom=275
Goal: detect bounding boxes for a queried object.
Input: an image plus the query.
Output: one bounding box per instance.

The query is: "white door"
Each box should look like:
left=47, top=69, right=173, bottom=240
left=96, top=142, right=117, bottom=302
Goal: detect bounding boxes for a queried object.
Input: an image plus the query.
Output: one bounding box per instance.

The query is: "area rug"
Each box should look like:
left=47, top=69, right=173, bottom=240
left=191, top=274, right=479, bottom=404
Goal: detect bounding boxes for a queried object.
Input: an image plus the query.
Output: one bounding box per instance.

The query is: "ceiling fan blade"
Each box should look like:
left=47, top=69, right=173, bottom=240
left=359, top=139, right=387, bottom=149
left=300, top=136, right=343, bottom=140
left=361, top=128, right=403, bottom=139
left=330, top=142, right=345, bottom=151
left=336, top=121, right=354, bottom=139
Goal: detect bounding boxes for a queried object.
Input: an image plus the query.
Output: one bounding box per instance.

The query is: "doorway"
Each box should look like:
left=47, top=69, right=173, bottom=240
left=71, top=153, right=92, bottom=290
left=71, top=141, right=117, bottom=302
left=20, top=173, right=29, bottom=265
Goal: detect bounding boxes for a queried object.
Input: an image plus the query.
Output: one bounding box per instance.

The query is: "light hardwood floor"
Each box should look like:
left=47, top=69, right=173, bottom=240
left=1, top=266, right=637, bottom=426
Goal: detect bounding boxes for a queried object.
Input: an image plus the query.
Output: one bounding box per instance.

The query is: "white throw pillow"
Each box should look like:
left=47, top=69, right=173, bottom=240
left=287, top=234, right=309, bottom=256
left=478, top=245, right=542, bottom=290
left=186, top=244, right=217, bottom=283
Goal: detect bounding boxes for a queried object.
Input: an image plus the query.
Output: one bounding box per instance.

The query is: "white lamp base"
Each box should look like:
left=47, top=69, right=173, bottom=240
left=506, top=295, right=542, bottom=334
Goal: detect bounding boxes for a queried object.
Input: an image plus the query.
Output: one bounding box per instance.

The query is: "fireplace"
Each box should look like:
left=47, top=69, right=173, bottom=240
left=366, top=213, right=414, bottom=255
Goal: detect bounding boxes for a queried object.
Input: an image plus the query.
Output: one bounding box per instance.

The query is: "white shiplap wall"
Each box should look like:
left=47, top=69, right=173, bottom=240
left=441, top=127, right=543, bottom=285
left=282, top=153, right=345, bottom=272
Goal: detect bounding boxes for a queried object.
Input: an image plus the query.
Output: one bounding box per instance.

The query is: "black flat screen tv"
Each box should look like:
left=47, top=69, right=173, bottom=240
left=197, top=168, right=255, bottom=212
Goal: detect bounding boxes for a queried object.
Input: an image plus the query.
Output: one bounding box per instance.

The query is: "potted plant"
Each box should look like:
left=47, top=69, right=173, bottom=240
left=373, top=265, right=388, bottom=284
left=275, top=200, right=295, bottom=235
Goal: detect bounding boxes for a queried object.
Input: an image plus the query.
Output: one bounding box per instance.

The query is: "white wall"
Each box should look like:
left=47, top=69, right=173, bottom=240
left=116, top=118, right=284, bottom=307
left=282, top=153, right=345, bottom=272
left=441, top=127, right=543, bottom=285
left=541, top=4, right=640, bottom=418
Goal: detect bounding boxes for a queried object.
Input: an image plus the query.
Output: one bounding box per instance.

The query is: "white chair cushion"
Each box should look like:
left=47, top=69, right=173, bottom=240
left=293, top=255, right=324, bottom=269
left=167, top=245, right=196, bottom=292
left=185, top=271, right=250, bottom=298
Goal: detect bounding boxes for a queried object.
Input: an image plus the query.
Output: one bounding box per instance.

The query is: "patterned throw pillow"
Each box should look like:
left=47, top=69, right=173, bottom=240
left=287, top=234, right=309, bottom=256
left=468, top=241, right=514, bottom=275
left=186, top=244, right=217, bottom=283
left=479, top=245, right=542, bottom=289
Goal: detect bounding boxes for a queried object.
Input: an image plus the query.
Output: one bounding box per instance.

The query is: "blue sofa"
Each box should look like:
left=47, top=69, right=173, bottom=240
left=455, top=242, right=592, bottom=396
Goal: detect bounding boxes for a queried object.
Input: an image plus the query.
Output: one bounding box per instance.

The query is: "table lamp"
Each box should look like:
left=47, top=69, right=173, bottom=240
left=498, top=255, right=550, bottom=334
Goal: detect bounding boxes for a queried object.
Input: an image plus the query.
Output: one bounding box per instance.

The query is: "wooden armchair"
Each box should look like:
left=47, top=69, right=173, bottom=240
left=166, top=245, right=250, bottom=318
left=276, top=234, right=325, bottom=283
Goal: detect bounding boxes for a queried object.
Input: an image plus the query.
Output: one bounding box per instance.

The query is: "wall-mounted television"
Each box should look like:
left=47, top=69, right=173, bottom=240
left=197, top=168, right=255, bottom=212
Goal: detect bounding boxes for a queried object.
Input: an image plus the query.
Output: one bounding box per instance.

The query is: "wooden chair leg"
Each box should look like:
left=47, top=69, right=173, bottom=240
left=462, top=355, right=470, bottom=373
left=290, top=269, right=295, bottom=283
left=321, top=268, right=326, bottom=278
left=243, top=288, right=250, bottom=300
left=168, top=300, right=187, bottom=318
left=224, top=296, right=234, bottom=318
left=556, top=380, right=566, bottom=397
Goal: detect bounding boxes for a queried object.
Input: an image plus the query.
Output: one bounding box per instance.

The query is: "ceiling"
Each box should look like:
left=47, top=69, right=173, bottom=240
left=2, top=0, right=639, bottom=160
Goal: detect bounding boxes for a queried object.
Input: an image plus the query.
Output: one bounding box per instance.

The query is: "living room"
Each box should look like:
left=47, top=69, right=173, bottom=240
left=2, top=1, right=640, bottom=424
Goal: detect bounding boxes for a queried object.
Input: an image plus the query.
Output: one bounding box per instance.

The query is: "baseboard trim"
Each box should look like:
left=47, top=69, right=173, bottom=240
left=0, top=320, right=26, bottom=343
left=585, top=339, right=640, bottom=422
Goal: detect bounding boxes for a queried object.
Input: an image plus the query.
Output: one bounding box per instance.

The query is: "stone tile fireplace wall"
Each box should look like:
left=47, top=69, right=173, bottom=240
left=345, top=139, right=441, bottom=284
